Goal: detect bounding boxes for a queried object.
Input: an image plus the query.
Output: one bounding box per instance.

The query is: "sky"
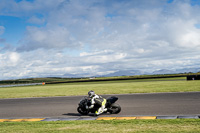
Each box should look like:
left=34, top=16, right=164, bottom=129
left=0, top=0, right=200, bottom=80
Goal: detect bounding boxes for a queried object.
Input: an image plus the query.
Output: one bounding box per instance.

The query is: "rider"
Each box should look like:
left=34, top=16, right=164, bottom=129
left=86, top=90, right=107, bottom=115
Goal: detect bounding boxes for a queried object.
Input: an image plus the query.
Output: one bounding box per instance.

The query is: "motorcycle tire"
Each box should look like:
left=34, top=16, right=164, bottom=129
left=109, top=103, right=121, bottom=114
left=77, top=107, right=89, bottom=115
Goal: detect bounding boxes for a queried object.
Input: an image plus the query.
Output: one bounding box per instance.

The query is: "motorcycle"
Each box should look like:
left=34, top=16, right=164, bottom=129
left=77, top=96, right=121, bottom=115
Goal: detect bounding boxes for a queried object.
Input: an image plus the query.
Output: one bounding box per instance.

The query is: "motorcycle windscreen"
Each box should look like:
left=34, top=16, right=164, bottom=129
left=107, top=96, right=118, bottom=104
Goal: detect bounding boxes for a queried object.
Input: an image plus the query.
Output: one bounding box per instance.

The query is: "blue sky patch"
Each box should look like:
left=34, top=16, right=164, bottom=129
left=15, top=0, right=34, bottom=3
left=0, top=16, right=26, bottom=46
left=167, top=0, right=174, bottom=3
left=195, top=24, right=200, bottom=29
left=190, top=0, right=200, bottom=6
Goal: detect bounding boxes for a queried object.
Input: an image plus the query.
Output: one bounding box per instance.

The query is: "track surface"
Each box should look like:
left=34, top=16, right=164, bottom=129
left=0, top=92, right=200, bottom=118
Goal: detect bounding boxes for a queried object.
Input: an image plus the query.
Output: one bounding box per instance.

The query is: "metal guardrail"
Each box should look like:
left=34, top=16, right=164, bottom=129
left=0, top=82, right=45, bottom=88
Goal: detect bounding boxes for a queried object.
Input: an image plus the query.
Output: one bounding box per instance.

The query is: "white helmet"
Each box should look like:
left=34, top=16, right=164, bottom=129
left=88, top=90, right=95, bottom=97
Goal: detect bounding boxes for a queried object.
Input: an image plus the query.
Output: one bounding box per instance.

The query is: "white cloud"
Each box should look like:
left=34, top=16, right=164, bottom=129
left=80, top=50, right=113, bottom=57
left=0, top=52, right=20, bottom=68
left=1, top=0, right=200, bottom=80
left=178, top=31, right=200, bottom=47
left=27, top=15, right=45, bottom=25
left=0, top=26, right=5, bottom=35
left=0, top=0, right=66, bottom=16
left=82, top=53, right=127, bottom=64
left=9, top=52, right=20, bottom=63
left=17, top=26, right=75, bottom=51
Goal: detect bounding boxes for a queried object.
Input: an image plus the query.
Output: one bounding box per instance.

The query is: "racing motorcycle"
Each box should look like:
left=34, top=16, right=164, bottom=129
left=77, top=96, right=121, bottom=115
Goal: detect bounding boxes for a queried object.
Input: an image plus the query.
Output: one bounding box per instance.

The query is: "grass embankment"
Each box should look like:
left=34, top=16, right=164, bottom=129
left=0, top=77, right=200, bottom=99
left=0, top=73, right=198, bottom=85
left=0, top=119, right=200, bottom=133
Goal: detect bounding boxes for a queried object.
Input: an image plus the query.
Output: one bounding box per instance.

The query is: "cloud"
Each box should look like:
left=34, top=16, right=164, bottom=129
left=80, top=51, right=127, bottom=64
left=16, top=0, right=109, bottom=51
left=0, top=26, right=6, bottom=52
left=0, top=0, right=66, bottom=16
left=0, top=26, right=5, bottom=35
left=1, top=0, right=200, bottom=80
left=17, top=26, right=75, bottom=51
left=27, top=15, right=45, bottom=25
left=9, top=52, right=20, bottom=63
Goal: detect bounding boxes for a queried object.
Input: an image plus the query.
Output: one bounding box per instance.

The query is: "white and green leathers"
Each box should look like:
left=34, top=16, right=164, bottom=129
left=89, top=94, right=107, bottom=115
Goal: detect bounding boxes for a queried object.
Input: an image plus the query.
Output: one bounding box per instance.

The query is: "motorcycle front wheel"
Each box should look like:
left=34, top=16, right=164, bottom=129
left=77, top=107, right=89, bottom=115
left=109, top=103, right=121, bottom=114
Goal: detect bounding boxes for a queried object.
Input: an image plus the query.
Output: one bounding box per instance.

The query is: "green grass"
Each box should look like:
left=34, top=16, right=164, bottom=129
left=0, top=77, right=200, bottom=99
left=0, top=119, right=200, bottom=133
left=1, top=77, right=200, bottom=132
left=0, top=73, right=198, bottom=85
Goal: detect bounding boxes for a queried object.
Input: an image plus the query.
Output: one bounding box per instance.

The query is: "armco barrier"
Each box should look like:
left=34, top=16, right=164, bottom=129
left=0, top=83, right=45, bottom=88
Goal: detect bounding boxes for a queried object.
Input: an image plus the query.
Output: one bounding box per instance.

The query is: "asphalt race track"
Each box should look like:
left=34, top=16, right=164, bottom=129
left=0, top=92, right=200, bottom=119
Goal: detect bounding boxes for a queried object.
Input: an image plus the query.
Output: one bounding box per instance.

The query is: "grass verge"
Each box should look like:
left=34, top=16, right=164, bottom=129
left=0, top=77, right=200, bottom=99
left=0, top=119, right=200, bottom=133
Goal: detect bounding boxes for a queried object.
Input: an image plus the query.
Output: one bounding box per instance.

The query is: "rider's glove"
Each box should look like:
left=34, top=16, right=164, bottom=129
left=88, top=105, right=94, bottom=109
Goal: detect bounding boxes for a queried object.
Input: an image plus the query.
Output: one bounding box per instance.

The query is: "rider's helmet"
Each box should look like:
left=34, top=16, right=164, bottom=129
left=88, top=90, right=95, bottom=98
